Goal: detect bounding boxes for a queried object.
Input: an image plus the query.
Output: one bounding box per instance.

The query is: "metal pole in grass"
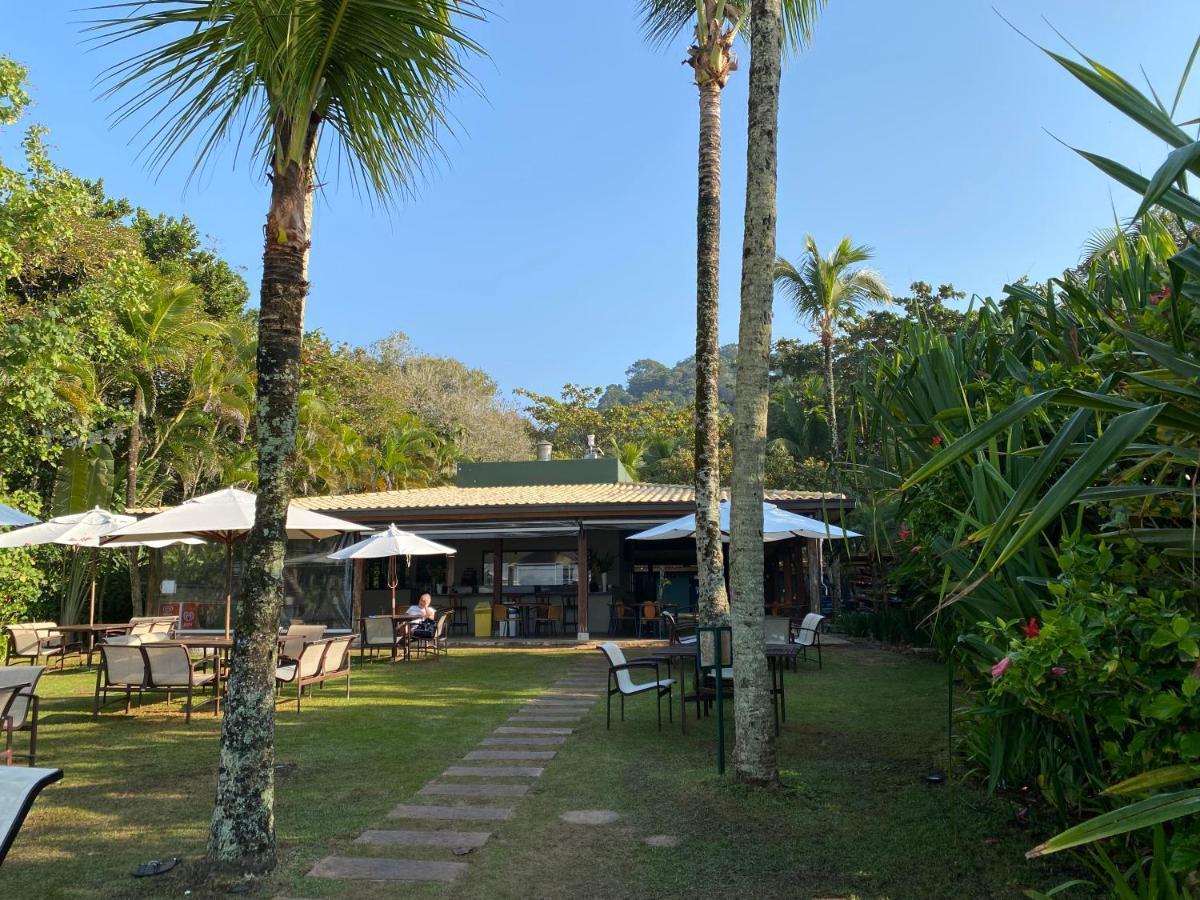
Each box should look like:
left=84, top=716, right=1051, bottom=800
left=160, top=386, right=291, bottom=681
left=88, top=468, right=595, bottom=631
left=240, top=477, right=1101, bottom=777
left=698, top=624, right=732, bottom=774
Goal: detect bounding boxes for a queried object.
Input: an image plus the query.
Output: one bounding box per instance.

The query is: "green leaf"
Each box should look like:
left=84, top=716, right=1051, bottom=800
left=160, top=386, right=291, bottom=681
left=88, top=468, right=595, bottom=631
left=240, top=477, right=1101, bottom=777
left=1104, top=766, right=1200, bottom=797
left=1136, top=141, right=1200, bottom=218
left=1027, top=788, right=1200, bottom=858
left=1076, top=149, right=1200, bottom=222
left=990, top=405, right=1164, bottom=571
left=899, top=391, right=1059, bottom=490
left=1144, top=694, right=1187, bottom=720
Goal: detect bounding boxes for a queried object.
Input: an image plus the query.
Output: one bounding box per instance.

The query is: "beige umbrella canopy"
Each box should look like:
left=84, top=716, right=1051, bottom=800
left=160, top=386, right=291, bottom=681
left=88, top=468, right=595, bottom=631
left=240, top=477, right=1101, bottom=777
left=105, top=488, right=364, bottom=636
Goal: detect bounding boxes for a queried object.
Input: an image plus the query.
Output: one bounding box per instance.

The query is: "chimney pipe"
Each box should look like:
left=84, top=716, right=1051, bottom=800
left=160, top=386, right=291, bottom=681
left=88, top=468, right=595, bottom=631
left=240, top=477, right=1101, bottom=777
left=536, top=440, right=552, bottom=462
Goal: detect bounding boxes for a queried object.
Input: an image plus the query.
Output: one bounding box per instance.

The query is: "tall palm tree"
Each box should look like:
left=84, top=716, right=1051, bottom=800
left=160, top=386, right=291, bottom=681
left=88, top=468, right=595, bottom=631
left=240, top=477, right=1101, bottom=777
left=730, top=0, right=785, bottom=787
left=92, top=0, right=483, bottom=873
left=640, top=0, right=824, bottom=627
left=773, top=237, right=890, bottom=460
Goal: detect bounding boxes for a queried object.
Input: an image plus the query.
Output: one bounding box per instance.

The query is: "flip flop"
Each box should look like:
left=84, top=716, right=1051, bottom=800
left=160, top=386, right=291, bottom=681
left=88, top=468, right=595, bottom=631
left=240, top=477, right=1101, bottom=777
left=132, top=857, right=180, bottom=878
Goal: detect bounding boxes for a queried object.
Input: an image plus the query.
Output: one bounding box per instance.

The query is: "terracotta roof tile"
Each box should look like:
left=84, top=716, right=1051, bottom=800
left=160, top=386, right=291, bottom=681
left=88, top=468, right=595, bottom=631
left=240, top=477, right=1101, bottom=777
left=292, top=483, right=846, bottom=512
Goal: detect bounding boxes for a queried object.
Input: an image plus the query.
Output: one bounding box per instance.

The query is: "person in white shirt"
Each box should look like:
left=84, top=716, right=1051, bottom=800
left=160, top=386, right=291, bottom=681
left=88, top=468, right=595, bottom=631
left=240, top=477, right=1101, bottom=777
left=406, top=592, right=436, bottom=638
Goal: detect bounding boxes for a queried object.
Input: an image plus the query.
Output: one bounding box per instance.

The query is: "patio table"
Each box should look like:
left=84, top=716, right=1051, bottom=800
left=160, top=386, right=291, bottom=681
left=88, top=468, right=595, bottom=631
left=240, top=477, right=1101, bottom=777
left=647, top=642, right=797, bottom=736
left=52, top=623, right=135, bottom=664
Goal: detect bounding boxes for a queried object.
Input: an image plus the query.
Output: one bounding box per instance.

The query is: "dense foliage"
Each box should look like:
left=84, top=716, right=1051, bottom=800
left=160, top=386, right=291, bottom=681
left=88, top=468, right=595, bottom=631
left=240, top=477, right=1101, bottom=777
left=850, top=37, right=1200, bottom=896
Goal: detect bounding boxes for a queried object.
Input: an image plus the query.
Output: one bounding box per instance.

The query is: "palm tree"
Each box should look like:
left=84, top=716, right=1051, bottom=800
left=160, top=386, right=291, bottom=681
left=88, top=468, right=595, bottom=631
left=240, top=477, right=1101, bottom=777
left=774, top=237, right=890, bottom=460
left=640, top=0, right=824, bottom=627
left=729, top=0, right=785, bottom=788
left=115, top=280, right=214, bottom=613
left=92, top=0, right=483, bottom=874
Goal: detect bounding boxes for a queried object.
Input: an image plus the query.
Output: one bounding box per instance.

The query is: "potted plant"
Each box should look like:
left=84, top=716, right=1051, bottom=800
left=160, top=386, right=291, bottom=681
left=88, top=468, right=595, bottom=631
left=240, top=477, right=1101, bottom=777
left=587, top=550, right=615, bottom=593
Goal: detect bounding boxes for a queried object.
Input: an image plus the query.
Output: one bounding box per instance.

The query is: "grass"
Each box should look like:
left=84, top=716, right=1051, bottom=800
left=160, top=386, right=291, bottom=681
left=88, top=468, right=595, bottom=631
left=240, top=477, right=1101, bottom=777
left=6, top=644, right=1091, bottom=899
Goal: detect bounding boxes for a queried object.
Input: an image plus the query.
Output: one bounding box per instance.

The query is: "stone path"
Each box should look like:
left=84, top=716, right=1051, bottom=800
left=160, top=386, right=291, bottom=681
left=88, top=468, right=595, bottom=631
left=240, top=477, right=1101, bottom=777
left=305, top=653, right=607, bottom=887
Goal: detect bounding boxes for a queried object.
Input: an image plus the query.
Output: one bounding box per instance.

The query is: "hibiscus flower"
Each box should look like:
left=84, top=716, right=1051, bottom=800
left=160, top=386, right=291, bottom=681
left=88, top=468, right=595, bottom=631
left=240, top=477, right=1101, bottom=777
left=991, top=657, right=1012, bottom=678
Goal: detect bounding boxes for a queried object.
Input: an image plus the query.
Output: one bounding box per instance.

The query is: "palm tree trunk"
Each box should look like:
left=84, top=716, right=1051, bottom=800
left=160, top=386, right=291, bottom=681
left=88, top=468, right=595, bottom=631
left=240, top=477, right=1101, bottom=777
left=694, top=76, right=729, bottom=627
left=730, top=0, right=782, bottom=787
left=206, top=153, right=311, bottom=874
left=126, top=387, right=144, bottom=615
left=822, top=327, right=839, bottom=459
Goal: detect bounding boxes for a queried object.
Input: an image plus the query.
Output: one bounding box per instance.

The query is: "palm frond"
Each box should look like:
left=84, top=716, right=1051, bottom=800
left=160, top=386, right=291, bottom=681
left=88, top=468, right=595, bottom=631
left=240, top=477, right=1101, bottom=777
left=89, top=0, right=485, bottom=201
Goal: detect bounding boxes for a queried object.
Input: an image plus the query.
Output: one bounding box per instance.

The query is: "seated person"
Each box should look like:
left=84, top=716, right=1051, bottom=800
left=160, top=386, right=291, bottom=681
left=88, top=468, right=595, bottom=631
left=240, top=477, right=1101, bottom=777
left=406, top=593, right=436, bottom=638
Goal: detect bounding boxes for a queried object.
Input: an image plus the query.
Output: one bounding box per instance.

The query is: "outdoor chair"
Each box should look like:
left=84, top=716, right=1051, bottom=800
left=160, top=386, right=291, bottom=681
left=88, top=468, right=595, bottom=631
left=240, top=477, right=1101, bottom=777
left=0, top=666, right=44, bottom=766
left=280, top=624, right=326, bottom=664
left=492, top=603, right=520, bottom=637
left=695, top=628, right=735, bottom=718
left=0, top=766, right=62, bottom=863
left=791, top=613, right=825, bottom=669
left=4, top=623, right=78, bottom=669
left=597, top=642, right=674, bottom=731
left=533, top=604, right=561, bottom=636
left=359, top=616, right=403, bottom=663
left=140, top=644, right=218, bottom=723
left=412, top=612, right=451, bottom=658
left=93, top=644, right=147, bottom=717
left=663, top=611, right=696, bottom=646
left=100, top=632, right=171, bottom=648
left=127, top=615, right=179, bottom=637
left=276, top=637, right=351, bottom=712
left=637, top=602, right=663, bottom=639
left=607, top=602, right=635, bottom=637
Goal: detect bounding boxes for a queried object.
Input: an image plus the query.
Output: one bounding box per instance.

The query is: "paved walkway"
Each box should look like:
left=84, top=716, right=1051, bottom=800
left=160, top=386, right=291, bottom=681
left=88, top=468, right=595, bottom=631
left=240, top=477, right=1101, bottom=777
left=305, top=653, right=608, bottom=887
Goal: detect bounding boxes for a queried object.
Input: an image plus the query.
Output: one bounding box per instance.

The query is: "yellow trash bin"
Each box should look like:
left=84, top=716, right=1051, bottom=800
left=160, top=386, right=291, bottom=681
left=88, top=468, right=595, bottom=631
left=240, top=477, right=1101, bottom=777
left=474, top=601, right=492, bottom=638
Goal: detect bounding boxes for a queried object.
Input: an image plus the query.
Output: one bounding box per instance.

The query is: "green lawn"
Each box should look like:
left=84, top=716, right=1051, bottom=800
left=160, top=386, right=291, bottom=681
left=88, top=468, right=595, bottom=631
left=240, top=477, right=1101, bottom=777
left=6, top=644, right=1088, bottom=899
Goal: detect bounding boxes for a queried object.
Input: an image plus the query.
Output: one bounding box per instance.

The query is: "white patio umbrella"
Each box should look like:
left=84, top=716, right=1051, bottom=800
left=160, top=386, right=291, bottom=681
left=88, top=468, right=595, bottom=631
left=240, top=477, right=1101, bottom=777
left=627, top=500, right=861, bottom=543
left=0, top=503, right=38, bottom=528
left=0, top=507, right=197, bottom=625
left=328, top=524, right=456, bottom=617
left=105, top=488, right=364, bottom=636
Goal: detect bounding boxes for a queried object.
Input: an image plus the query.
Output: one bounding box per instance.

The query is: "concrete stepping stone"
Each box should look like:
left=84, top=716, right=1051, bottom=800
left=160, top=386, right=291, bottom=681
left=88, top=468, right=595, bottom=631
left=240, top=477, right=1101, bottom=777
left=508, top=716, right=581, bottom=725
left=443, top=765, right=543, bottom=777
left=464, top=749, right=555, bottom=761
left=419, top=782, right=530, bottom=798
left=389, top=803, right=514, bottom=822
left=559, top=809, right=621, bottom=825
left=355, top=829, right=492, bottom=849
left=481, top=735, right=566, bottom=746
left=495, top=726, right=573, bottom=735
left=308, top=856, right=466, bottom=882
left=643, top=834, right=681, bottom=847
left=526, top=700, right=591, bottom=709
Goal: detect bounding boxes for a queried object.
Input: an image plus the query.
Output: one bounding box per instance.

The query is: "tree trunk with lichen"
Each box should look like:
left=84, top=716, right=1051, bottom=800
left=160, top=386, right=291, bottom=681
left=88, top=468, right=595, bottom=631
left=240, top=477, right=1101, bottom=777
left=821, top=324, right=839, bottom=460
left=694, top=75, right=729, bottom=627
left=125, top=385, right=144, bottom=614
left=730, top=0, right=782, bottom=787
left=691, top=4, right=737, bottom=628
left=206, top=153, right=311, bottom=873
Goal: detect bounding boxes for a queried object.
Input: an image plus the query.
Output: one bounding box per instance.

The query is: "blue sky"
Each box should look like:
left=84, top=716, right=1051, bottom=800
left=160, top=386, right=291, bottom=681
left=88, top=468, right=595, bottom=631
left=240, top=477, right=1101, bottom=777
left=4, top=2, right=1197, bottom=401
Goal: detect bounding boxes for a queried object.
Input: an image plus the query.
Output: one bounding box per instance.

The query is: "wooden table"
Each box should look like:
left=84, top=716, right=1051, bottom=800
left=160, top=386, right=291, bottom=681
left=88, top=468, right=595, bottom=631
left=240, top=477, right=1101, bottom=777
left=52, top=623, right=134, bottom=663
left=647, top=642, right=798, bottom=736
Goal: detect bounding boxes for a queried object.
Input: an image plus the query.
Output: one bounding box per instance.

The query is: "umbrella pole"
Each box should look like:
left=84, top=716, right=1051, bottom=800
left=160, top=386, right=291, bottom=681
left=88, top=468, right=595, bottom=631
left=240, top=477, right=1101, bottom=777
left=388, top=556, right=398, bottom=617
left=225, top=543, right=233, bottom=639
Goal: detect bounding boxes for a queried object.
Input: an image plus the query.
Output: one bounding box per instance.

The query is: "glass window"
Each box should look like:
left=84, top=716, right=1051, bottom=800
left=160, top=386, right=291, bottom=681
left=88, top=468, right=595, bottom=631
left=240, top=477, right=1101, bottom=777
left=483, top=550, right=578, bottom=589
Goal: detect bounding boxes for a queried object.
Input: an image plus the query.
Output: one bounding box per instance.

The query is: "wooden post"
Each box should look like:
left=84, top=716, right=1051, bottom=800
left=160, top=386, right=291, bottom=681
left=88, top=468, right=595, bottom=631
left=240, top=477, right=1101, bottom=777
left=576, top=527, right=589, bottom=640
left=492, top=538, right=503, bottom=606
left=351, top=558, right=365, bottom=633
left=805, top=539, right=823, bottom=614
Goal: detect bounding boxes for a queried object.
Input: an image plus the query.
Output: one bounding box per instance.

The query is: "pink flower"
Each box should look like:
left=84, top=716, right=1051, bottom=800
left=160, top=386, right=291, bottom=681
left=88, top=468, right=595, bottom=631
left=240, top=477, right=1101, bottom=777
left=1022, top=618, right=1040, bottom=639
left=991, top=657, right=1012, bottom=678
left=910, top=545, right=922, bottom=554
left=1150, top=287, right=1171, bottom=305
left=899, top=525, right=910, bottom=542
left=930, top=434, right=944, bottom=448
left=1049, top=666, right=1067, bottom=679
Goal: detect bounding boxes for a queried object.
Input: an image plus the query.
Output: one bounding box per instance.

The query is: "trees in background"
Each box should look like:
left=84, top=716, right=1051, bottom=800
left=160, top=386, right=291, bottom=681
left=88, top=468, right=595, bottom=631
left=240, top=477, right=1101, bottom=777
left=774, top=236, right=890, bottom=460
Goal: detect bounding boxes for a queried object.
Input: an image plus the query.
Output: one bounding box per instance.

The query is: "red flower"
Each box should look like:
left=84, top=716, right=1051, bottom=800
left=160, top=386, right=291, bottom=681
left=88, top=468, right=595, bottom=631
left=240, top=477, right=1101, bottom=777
left=930, top=434, right=944, bottom=448
left=1049, top=666, right=1067, bottom=679
left=1150, top=287, right=1171, bottom=305
left=899, top=525, right=910, bottom=542
left=992, top=657, right=1012, bottom=678
left=1021, top=618, right=1040, bottom=639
